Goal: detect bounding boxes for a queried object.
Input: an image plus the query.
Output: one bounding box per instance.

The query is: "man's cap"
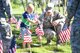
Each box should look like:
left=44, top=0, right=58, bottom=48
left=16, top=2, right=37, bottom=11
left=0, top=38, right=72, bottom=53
left=46, top=3, right=54, bottom=11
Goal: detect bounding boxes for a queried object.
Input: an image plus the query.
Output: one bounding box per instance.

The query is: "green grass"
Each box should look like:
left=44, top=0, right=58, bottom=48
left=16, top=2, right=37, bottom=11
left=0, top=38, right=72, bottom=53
left=16, top=35, right=71, bottom=53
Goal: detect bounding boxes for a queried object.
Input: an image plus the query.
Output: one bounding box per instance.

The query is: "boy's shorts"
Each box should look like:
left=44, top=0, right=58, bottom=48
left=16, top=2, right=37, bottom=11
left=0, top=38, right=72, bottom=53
left=20, top=27, right=31, bottom=39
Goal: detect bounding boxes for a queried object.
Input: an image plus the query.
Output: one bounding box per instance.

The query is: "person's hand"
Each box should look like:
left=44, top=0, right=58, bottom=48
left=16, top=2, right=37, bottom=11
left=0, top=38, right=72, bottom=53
left=7, top=18, right=11, bottom=24
left=52, top=20, right=59, bottom=26
left=34, top=20, right=40, bottom=25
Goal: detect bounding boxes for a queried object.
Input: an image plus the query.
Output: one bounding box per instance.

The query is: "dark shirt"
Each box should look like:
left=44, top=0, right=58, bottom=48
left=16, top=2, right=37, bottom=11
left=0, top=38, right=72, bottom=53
left=20, top=12, right=35, bottom=27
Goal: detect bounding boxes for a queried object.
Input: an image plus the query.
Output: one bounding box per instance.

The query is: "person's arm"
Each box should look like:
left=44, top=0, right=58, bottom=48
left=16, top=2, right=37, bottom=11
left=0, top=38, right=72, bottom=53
left=38, top=14, right=44, bottom=24
left=66, top=0, right=79, bottom=25
left=27, top=18, right=37, bottom=24
left=2, top=0, right=12, bottom=19
left=55, top=12, right=65, bottom=23
left=52, top=11, right=66, bottom=26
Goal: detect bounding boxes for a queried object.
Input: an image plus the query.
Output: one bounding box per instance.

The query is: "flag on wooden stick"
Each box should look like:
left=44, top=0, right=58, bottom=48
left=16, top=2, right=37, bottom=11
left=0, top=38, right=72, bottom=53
left=0, top=39, right=3, bottom=53
left=59, top=24, right=71, bottom=43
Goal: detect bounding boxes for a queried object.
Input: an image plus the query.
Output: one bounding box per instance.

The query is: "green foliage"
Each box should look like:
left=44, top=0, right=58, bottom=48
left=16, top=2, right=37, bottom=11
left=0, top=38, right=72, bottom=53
left=16, top=38, right=23, bottom=48
left=11, top=0, right=21, bottom=5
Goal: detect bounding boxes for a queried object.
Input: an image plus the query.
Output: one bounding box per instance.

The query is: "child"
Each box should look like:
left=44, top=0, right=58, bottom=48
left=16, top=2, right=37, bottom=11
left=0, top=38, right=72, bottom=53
left=20, top=3, right=38, bottom=49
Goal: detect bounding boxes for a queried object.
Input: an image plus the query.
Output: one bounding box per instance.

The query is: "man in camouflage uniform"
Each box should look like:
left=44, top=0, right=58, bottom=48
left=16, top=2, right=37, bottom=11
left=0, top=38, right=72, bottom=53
left=39, top=3, right=65, bottom=45
left=0, top=0, right=13, bottom=53
left=67, top=0, right=80, bottom=53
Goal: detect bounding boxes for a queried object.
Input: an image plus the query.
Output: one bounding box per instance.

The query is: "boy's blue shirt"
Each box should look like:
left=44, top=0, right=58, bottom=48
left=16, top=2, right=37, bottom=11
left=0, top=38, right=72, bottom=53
left=20, top=11, right=35, bottom=28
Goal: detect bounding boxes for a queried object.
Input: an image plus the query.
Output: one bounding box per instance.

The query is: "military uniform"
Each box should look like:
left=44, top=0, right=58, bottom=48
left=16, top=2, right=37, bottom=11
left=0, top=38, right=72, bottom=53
left=0, top=0, right=12, bottom=18
left=67, top=0, right=80, bottom=53
left=39, top=11, right=65, bottom=44
left=0, top=22, right=12, bottom=53
left=0, top=0, right=12, bottom=53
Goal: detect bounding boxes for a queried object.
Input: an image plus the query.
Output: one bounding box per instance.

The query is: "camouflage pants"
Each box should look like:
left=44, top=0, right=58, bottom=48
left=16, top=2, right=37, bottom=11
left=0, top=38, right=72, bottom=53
left=44, top=28, right=56, bottom=44
left=71, top=22, right=80, bottom=53
left=44, top=23, right=64, bottom=44
left=2, top=38, right=11, bottom=53
left=55, top=23, right=64, bottom=45
left=0, top=33, right=12, bottom=53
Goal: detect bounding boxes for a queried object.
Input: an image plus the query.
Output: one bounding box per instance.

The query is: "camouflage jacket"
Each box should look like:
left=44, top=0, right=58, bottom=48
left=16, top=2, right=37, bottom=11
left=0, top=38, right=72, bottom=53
left=39, top=11, right=65, bottom=28
left=0, top=0, right=12, bottom=18
left=0, top=22, right=12, bottom=39
left=0, top=22, right=12, bottom=53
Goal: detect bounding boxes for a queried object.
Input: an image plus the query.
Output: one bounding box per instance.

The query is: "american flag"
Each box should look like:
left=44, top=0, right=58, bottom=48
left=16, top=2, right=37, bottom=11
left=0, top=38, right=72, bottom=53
left=59, top=24, right=71, bottom=43
left=16, top=20, right=21, bottom=29
left=27, top=29, right=32, bottom=35
left=0, top=39, right=3, bottom=53
left=8, top=36, right=16, bottom=53
left=35, top=26, right=44, bottom=36
left=10, top=17, right=17, bottom=24
left=34, top=14, right=39, bottom=20
left=23, top=36, right=32, bottom=43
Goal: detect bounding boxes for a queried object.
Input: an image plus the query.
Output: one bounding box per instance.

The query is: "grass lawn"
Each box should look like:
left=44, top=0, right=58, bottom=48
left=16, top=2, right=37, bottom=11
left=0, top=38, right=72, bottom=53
left=16, top=35, right=71, bottom=53
left=11, top=24, right=71, bottom=53
left=12, top=6, right=71, bottom=53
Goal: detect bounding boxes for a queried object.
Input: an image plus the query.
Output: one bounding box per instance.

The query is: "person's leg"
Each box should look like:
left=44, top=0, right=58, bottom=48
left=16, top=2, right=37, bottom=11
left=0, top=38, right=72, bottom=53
left=21, top=27, right=27, bottom=48
left=46, top=38, right=51, bottom=44
left=23, top=42, right=26, bottom=48
left=56, top=23, right=64, bottom=45
left=2, top=39, right=11, bottom=53
left=26, top=28, right=32, bottom=48
left=44, top=29, right=51, bottom=44
left=38, top=36, right=42, bottom=44
left=71, top=24, right=80, bottom=53
left=20, top=27, right=25, bottom=40
left=44, top=28, right=56, bottom=44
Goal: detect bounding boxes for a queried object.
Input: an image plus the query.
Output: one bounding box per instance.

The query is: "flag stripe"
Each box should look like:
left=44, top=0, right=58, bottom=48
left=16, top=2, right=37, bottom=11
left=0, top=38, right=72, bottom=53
left=35, top=27, right=44, bottom=36
left=59, top=27, right=71, bottom=43
left=0, top=40, right=3, bottom=53
left=24, top=36, right=32, bottom=43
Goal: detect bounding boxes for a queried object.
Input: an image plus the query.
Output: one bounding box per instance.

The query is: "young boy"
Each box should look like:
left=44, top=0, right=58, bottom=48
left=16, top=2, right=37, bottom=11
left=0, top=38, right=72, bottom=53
left=20, top=3, right=38, bottom=48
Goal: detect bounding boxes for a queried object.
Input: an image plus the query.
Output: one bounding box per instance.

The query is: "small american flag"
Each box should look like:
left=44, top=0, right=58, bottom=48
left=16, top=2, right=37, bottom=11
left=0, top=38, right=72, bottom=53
left=10, top=17, right=17, bottom=24
left=35, top=26, right=44, bottom=36
left=8, top=36, right=16, bottom=53
left=16, top=20, right=21, bottom=29
left=34, top=14, right=39, bottom=21
left=0, top=39, right=3, bottom=53
left=23, top=36, right=32, bottom=43
left=59, top=24, right=71, bottom=43
left=27, top=29, right=32, bottom=35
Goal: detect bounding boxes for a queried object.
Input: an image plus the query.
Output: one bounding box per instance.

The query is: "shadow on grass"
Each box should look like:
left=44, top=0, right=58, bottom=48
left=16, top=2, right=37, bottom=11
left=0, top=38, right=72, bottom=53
left=52, top=46, right=64, bottom=53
